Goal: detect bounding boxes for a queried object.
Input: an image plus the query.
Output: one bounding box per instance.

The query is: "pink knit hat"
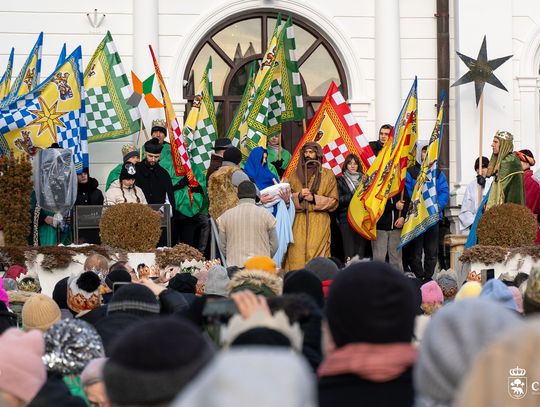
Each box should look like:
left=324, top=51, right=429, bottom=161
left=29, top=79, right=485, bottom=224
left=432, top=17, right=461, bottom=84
left=0, top=328, right=46, bottom=402
left=421, top=281, right=444, bottom=304
left=508, top=286, right=524, bottom=313
left=0, top=277, right=9, bottom=308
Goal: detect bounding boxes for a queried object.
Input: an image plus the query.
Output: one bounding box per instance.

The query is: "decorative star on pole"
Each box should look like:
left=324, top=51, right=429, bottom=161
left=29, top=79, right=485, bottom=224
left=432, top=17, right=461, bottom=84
left=451, top=35, right=512, bottom=106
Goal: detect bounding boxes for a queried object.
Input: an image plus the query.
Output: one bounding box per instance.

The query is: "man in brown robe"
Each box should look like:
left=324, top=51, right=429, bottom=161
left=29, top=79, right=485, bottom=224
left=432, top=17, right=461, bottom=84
left=283, top=142, right=338, bottom=270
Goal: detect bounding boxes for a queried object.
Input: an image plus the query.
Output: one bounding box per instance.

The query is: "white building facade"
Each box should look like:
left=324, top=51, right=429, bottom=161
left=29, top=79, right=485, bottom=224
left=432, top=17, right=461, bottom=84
left=1, top=0, right=540, bottom=221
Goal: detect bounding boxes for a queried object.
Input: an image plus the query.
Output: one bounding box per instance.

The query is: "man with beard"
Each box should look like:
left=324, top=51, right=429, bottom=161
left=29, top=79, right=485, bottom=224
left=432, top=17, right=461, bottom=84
left=134, top=138, right=175, bottom=212
left=283, top=142, right=338, bottom=270
left=486, top=131, right=525, bottom=209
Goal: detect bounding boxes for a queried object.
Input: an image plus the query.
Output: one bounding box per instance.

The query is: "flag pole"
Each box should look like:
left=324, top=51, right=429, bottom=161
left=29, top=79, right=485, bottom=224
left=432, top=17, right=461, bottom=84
left=477, top=92, right=484, bottom=208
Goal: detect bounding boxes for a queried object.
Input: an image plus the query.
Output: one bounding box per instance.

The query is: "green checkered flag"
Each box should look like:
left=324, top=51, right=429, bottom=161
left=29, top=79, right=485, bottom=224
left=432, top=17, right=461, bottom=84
left=183, top=57, right=218, bottom=171
left=226, top=61, right=256, bottom=147
left=279, top=16, right=304, bottom=121
left=84, top=31, right=140, bottom=142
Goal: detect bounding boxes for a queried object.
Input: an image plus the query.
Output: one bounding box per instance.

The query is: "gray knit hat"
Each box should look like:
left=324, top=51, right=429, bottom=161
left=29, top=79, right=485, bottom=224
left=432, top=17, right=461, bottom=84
left=305, top=257, right=339, bottom=281
left=414, top=299, right=523, bottom=405
left=204, top=265, right=230, bottom=297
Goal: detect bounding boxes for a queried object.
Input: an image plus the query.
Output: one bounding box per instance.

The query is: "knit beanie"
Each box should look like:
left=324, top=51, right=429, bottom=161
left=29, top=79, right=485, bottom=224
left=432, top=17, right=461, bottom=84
left=0, top=328, right=46, bottom=403
left=122, top=144, right=139, bottom=163
left=2, top=277, right=17, bottom=292
left=223, top=146, right=242, bottom=165
left=107, top=284, right=160, bottom=316
left=237, top=180, right=257, bottom=199
left=105, top=268, right=132, bottom=290
left=119, top=163, right=137, bottom=181
left=305, top=257, right=339, bottom=281
left=104, top=317, right=214, bottom=406
left=283, top=269, right=324, bottom=308
left=421, top=281, right=444, bottom=305
left=204, top=265, right=230, bottom=297
left=81, top=357, right=107, bottom=387
left=5, top=264, right=27, bottom=280
left=168, top=273, right=198, bottom=294
left=455, top=281, right=482, bottom=301
left=524, top=267, right=540, bottom=315
left=508, top=286, right=524, bottom=313
left=435, top=269, right=458, bottom=300
left=480, top=278, right=517, bottom=311
left=326, top=261, right=416, bottom=346
left=144, top=137, right=163, bottom=154
left=414, top=299, right=522, bottom=405
left=244, top=256, right=278, bottom=274
left=67, top=271, right=102, bottom=314
left=22, top=293, right=61, bottom=332
left=43, top=318, right=105, bottom=375
left=52, top=276, right=69, bottom=309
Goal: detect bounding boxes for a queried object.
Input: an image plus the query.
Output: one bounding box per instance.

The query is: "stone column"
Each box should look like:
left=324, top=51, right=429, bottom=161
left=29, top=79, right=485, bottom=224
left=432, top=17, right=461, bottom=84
left=375, top=0, right=402, bottom=127
left=133, top=0, right=159, bottom=77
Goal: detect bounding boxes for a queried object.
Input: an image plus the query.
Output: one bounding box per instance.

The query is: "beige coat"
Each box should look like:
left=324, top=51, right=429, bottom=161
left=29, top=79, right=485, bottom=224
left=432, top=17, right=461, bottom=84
left=105, top=180, right=147, bottom=205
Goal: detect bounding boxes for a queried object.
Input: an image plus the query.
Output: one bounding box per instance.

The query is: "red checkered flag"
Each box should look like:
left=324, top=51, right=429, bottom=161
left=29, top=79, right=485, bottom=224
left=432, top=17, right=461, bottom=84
left=283, top=82, right=375, bottom=178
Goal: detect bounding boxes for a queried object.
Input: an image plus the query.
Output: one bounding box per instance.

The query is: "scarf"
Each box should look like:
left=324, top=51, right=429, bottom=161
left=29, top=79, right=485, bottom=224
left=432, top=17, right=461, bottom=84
left=343, top=170, right=361, bottom=192
left=318, top=342, right=417, bottom=382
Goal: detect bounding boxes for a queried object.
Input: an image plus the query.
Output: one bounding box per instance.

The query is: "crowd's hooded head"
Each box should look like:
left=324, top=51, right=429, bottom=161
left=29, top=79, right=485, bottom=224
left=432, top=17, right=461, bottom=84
left=326, top=261, right=416, bottom=347
left=487, top=130, right=514, bottom=176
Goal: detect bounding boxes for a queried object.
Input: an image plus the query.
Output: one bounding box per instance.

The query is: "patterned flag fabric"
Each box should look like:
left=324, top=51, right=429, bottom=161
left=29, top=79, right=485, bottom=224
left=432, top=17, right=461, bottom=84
left=84, top=31, right=140, bottom=142
left=183, top=57, right=218, bottom=172
left=126, top=72, right=163, bottom=109
left=2, top=32, right=43, bottom=105
left=0, top=48, right=15, bottom=101
left=399, top=94, right=446, bottom=248
left=227, top=61, right=256, bottom=146
left=279, top=17, right=304, bottom=122
left=0, top=47, right=88, bottom=172
left=283, top=81, right=375, bottom=178
left=236, top=16, right=285, bottom=157
left=348, top=78, right=418, bottom=240
left=149, top=45, right=198, bottom=188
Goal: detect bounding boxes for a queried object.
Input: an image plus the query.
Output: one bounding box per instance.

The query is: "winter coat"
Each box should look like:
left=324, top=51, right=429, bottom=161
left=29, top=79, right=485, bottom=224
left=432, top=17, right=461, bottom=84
left=376, top=195, right=410, bottom=231
left=104, top=180, right=147, bottom=205
left=336, top=175, right=355, bottom=224
left=206, top=153, right=224, bottom=182
left=318, top=368, right=414, bottom=407
left=134, top=161, right=176, bottom=207
left=28, top=373, right=86, bottom=407
left=369, top=140, right=385, bottom=157
left=75, top=177, right=104, bottom=206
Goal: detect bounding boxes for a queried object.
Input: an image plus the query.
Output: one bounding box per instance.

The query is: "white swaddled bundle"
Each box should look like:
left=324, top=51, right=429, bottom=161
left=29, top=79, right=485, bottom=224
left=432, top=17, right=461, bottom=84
left=260, top=183, right=291, bottom=207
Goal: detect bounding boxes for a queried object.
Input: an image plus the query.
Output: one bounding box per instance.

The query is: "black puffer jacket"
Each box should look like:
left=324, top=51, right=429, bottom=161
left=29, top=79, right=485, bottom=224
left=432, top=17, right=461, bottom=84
left=336, top=175, right=356, bottom=223
left=376, top=194, right=410, bottom=231
left=75, top=177, right=104, bottom=206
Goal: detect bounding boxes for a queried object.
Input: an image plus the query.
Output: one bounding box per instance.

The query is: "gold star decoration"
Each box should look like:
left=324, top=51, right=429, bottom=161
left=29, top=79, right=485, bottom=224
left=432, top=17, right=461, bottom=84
left=29, top=96, right=65, bottom=140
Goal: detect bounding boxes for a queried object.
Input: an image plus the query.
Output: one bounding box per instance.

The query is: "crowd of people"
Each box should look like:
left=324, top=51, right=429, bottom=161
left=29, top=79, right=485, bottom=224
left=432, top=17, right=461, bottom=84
left=0, top=251, right=539, bottom=406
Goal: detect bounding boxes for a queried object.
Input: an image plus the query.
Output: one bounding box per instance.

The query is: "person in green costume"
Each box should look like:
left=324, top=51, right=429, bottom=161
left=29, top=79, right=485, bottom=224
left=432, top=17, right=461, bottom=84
left=486, top=130, right=525, bottom=209
left=153, top=121, right=209, bottom=252
left=266, top=133, right=291, bottom=178
left=30, top=191, right=72, bottom=246
left=105, top=144, right=140, bottom=191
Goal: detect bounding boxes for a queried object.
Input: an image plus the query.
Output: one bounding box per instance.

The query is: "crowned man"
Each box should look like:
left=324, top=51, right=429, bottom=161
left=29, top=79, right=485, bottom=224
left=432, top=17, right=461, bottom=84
left=283, top=142, right=338, bottom=271
left=486, top=131, right=525, bottom=209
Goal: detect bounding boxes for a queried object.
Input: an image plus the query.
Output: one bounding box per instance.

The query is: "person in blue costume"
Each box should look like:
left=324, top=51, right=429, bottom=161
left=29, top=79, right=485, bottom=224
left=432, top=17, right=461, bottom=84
left=243, top=147, right=279, bottom=190
left=243, top=146, right=294, bottom=268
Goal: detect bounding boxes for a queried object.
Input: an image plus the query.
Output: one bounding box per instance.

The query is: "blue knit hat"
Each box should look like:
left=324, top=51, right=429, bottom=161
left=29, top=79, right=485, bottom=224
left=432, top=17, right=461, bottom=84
left=480, top=279, right=517, bottom=311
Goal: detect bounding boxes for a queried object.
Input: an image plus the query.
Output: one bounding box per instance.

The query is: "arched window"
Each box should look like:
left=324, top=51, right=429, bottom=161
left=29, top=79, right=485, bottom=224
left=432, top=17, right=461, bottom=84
left=183, top=10, right=348, bottom=152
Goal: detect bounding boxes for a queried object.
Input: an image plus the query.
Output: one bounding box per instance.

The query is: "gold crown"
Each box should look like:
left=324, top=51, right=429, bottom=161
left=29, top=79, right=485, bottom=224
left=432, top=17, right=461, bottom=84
left=509, top=366, right=526, bottom=376
left=495, top=130, right=513, bottom=142
left=121, top=144, right=137, bottom=156
left=152, top=119, right=167, bottom=129
left=466, top=270, right=482, bottom=282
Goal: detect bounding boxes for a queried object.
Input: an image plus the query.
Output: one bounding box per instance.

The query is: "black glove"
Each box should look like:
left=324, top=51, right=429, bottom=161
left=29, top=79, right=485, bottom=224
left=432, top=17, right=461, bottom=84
left=271, top=159, right=284, bottom=169
left=189, top=184, right=204, bottom=194
left=173, top=177, right=189, bottom=190
left=476, top=175, right=486, bottom=187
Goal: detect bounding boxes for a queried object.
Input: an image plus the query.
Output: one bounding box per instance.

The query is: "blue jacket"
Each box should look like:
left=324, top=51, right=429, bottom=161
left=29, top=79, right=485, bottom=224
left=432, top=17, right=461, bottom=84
left=405, top=164, right=449, bottom=218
